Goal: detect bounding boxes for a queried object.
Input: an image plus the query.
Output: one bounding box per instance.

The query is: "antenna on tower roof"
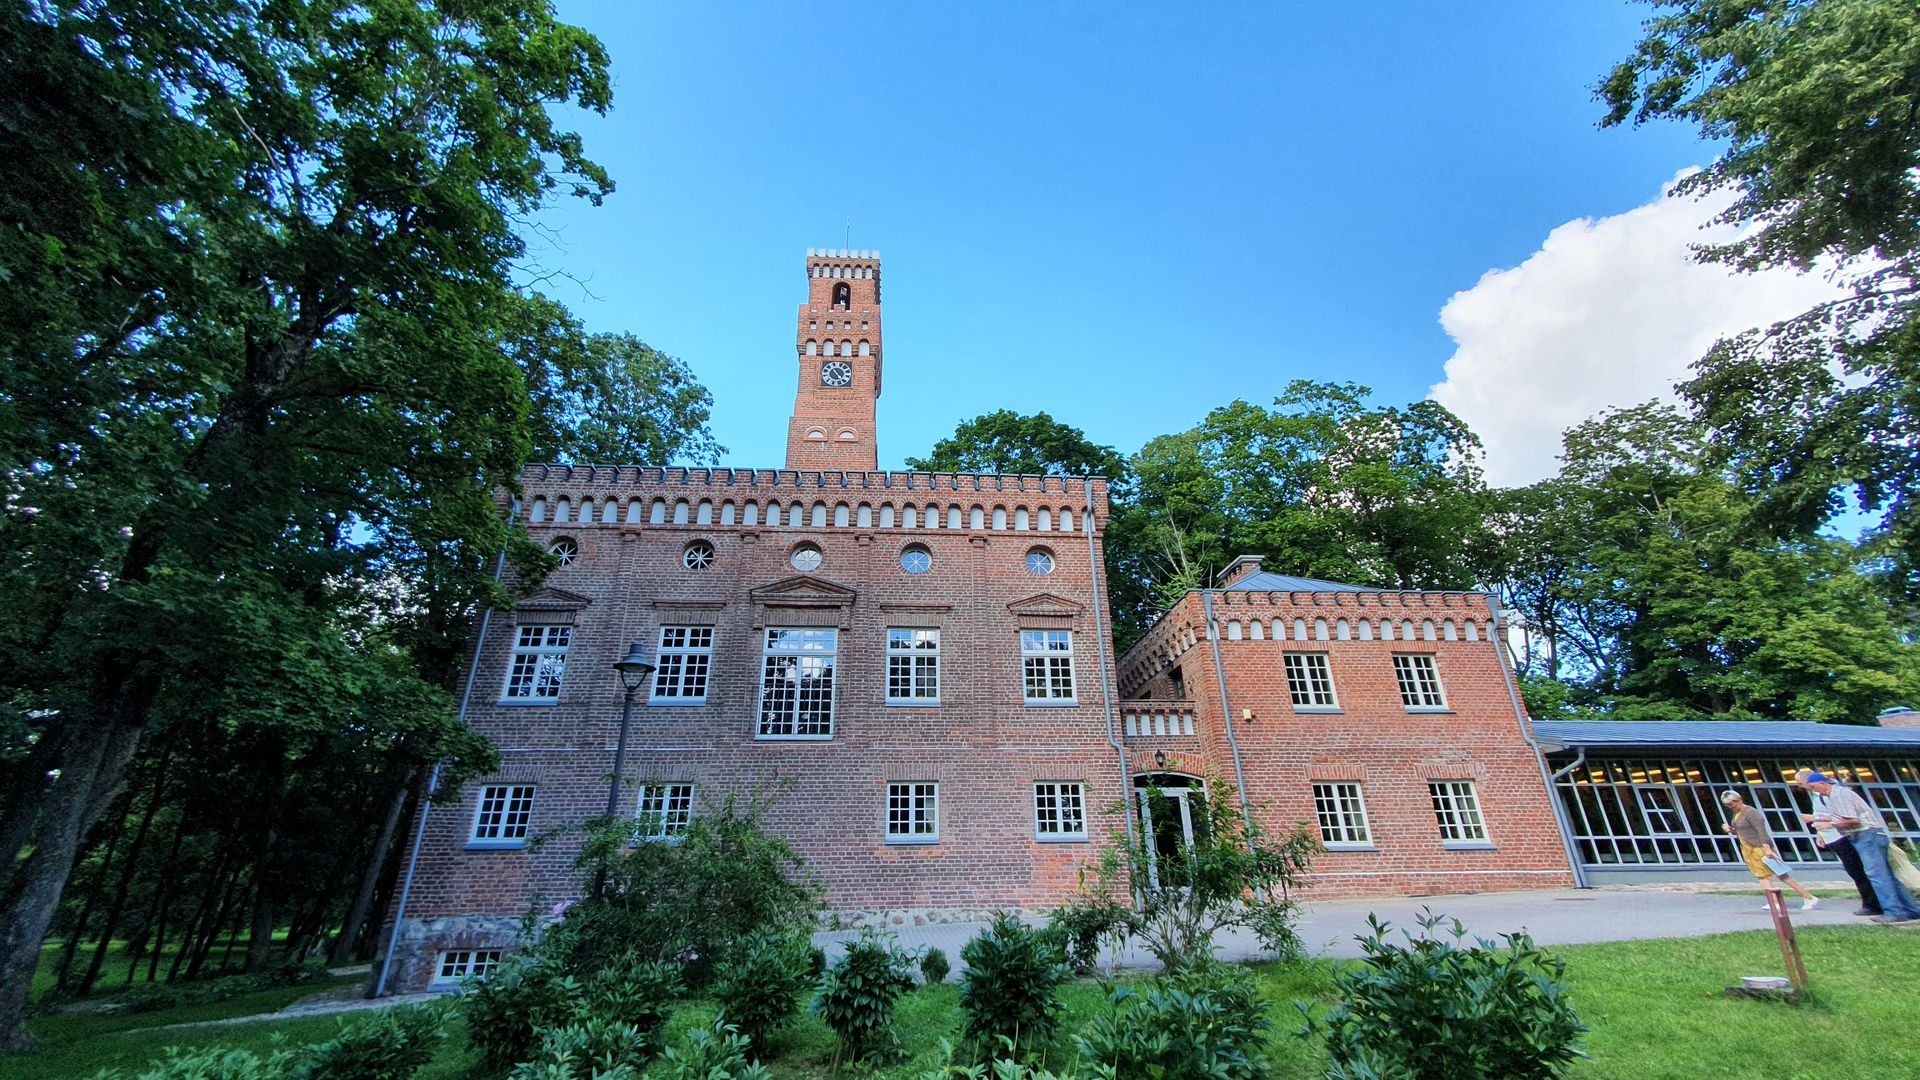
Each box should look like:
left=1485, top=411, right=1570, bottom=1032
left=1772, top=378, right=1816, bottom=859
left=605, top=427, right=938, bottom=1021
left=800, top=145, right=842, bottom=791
left=845, top=215, right=852, bottom=249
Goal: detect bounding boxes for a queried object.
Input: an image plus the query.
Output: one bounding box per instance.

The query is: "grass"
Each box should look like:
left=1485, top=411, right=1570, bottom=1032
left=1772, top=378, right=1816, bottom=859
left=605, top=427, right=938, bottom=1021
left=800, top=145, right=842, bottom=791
left=8, top=926, right=1919, bottom=1078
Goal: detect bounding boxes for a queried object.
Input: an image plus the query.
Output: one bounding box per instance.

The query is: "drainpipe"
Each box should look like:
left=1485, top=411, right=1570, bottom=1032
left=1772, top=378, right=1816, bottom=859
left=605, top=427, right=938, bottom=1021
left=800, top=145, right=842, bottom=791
left=1199, top=591, right=1253, bottom=825
left=1082, top=478, right=1136, bottom=853
left=1487, top=593, right=1588, bottom=889
left=374, top=546, right=509, bottom=997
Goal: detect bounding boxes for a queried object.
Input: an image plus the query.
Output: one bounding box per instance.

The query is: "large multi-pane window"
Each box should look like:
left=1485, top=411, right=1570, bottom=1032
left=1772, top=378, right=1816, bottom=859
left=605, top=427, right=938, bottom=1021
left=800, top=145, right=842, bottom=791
left=1034, top=782, right=1087, bottom=840
left=886, top=782, right=939, bottom=842
left=757, top=628, right=837, bottom=737
left=636, top=782, right=695, bottom=841
left=886, top=629, right=940, bottom=703
left=470, top=785, right=535, bottom=845
left=1313, top=782, right=1373, bottom=848
left=434, top=950, right=503, bottom=985
left=652, top=626, right=715, bottom=704
left=1283, top=653, right=1338, bottom=708
left=1392, top=654, right=1447, bottom=709
left=503, top=625, right=570, bottom=701
left=1021, top=630, right=1076, bottom=702
left=1429, top=781, right=1489, bottom=844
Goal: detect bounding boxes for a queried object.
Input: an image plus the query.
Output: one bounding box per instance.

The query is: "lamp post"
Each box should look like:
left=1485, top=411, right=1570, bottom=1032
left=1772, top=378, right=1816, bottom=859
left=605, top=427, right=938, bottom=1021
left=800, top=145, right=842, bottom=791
left=594, top=641, right=656, bottom=900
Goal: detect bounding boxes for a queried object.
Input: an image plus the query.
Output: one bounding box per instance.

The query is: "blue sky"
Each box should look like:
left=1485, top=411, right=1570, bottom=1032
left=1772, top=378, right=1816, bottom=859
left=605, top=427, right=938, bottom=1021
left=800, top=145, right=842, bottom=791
left=533, top=3, right=1772, bottom=482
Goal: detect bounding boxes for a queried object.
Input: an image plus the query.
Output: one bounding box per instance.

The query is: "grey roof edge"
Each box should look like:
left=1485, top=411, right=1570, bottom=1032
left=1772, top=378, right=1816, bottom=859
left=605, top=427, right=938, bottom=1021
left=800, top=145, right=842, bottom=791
left=1532, top=720, right=1920, bottom=750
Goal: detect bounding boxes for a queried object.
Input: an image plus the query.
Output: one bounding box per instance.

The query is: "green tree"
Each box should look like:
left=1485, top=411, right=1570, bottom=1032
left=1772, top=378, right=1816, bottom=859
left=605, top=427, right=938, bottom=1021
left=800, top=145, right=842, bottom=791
left=0, top=0, right=617, bottom=1049
left=1600, top=0, right=1920, bottom=601
left=905, top=409, right=1130, bottom=484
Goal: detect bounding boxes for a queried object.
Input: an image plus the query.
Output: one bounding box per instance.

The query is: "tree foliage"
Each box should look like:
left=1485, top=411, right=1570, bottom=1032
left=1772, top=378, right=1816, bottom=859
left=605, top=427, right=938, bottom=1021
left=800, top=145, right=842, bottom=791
left=904, top=410, right=1130, bottom=485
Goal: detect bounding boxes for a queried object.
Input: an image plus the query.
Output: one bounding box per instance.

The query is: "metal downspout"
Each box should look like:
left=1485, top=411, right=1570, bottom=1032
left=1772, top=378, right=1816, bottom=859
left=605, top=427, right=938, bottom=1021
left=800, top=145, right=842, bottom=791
left=374, top=546, right=508, bottom=997
left=1083, top=478, right=1136, bottom=852
left=1199, top=590, right=1253, bottom=824
left=1487, top=593, right=1588, bottom=889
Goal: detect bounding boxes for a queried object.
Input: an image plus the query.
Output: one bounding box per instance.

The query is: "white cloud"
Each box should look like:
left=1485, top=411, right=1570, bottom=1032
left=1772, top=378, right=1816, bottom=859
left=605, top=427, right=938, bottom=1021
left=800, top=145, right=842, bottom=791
left=1429, top=171, right=1847, bottom=488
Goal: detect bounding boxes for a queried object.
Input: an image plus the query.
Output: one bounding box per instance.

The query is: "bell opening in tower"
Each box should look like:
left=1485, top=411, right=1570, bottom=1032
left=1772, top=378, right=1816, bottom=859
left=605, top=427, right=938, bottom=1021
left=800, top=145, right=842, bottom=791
left=832, top=282, right=850, bottom=309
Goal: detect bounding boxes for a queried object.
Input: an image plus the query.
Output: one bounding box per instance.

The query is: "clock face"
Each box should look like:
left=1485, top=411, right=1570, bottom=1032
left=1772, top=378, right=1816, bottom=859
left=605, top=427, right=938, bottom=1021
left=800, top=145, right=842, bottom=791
left=820, top=361, right=853, bottom=387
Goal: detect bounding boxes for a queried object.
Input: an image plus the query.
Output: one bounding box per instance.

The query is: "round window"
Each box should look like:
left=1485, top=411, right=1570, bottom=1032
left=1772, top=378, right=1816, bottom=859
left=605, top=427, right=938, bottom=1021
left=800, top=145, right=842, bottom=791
left=900, top=544, right=932, bottom=575
left=1025, top=547, right=1055, bottom=575
left=790, top=543, right=823, bottom=573
left=549, top=537, right=579, bottom=567
left=683, top=541, right=715, bottom=571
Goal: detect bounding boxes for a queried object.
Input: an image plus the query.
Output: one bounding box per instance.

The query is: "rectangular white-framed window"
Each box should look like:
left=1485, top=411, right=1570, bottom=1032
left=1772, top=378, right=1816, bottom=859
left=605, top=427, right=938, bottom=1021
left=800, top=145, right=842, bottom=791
left=1033, top=782, right=1087, bottom=841
left=886, top=628, right=941, bottom=704
left=1392, top=653, right=1448, bottom=710
left=1021, top=630, right=1076, bottom=703
left=1283, top=652, right=1339, bottom=709
left=886, top=782, right=939, bottom=843
left=636, top=782, right=695, bottom=842
left=1313, top=782, right=1373, bottom=849
left=503, top=624, right=570, bottom=702
left=757, top=627, right=837, bottom=738
left=1429, top=780, right=1490, bottom=846
left=469, top=784, right=535, bottom=847
left=651, top=626, right=715, bottom=704
left=433, top=949, right=503, bottom=987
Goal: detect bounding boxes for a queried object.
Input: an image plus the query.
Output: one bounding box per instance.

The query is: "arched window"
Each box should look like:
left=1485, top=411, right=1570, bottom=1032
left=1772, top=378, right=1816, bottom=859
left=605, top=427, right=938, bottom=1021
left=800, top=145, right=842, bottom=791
left=859, top=341, right=871, bottom=356
left=805, top=340, right=817, bottom=356
left=833, top=282, right=850, bottom=308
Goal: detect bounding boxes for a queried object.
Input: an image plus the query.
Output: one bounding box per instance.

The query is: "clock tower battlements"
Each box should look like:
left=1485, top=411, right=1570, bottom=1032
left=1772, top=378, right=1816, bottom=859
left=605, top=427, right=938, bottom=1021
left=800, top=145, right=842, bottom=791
left=787, top=248, right=883, bottom=472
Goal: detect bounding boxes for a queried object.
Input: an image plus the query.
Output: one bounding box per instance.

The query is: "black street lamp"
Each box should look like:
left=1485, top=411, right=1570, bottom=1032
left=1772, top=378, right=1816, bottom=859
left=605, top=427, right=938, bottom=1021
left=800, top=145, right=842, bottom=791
left=594, top=641, right=656, bottom=900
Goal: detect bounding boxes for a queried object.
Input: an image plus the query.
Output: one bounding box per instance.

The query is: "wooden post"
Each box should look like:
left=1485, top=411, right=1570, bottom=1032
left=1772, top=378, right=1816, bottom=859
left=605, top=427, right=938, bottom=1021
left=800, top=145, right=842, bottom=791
left=1765, top=889, right=1809, bottom=991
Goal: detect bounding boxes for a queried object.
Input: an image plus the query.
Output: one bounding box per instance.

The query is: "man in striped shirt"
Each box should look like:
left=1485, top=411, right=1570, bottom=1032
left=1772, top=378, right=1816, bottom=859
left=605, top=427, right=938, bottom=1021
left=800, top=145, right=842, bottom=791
left=1799, top=771, right=1920, bottom=924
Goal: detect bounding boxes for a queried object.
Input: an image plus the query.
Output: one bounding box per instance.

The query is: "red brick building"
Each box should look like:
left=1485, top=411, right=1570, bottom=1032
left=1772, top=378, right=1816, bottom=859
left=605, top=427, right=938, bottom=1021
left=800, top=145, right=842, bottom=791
left=378, top=250, right=1575, bottom=993
left=1115, top=557, right=1577, bottom=897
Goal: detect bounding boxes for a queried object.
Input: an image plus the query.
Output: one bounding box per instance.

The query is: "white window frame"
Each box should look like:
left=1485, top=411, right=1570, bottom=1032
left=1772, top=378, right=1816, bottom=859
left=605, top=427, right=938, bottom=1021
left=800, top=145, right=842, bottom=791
left=885, top=628, right=941, bottom=705
left=469, top=784, right=535, bottom=848
left=1033, top=782, right=1088, bottom=841
left=886, top=782, right=939, bottom=843
left=636, top=782, right=695, bottom=842
left=1021, top=630, right=1076, bottom=704
left=757, top=627, right=837, bottom=739
left=432, top=949, right=503, bottom=987
left=651, top=626, right=715, bottom=705
left=1393, top=653, right=1448, bottom=710
left=1283, top=652, right=1339, bottom=710
left=1313, top=782, right=1374, bottom=849
left=502, top=624, right=570, bottom=702
left=1429, top=780, right=1492, bottom=847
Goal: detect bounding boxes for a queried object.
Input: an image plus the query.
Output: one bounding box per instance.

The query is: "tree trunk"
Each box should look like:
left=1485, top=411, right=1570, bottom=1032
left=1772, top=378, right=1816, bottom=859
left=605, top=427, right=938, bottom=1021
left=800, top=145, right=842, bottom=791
left=80, top=750, right=170, bottom=994
left=0, top=734, right=65, bottom=898
left=167, top=846, right=228, bottom=983
left=52, top=820, right=121, bottom=996
left=331, top=768, right=414, bottom=966
left=140, top=817, right=189, bottom=984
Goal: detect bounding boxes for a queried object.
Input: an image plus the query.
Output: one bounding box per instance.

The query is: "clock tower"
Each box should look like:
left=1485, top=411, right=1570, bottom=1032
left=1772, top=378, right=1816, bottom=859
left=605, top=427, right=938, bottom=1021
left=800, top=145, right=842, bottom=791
left=786, top=248, right=882, bottom=472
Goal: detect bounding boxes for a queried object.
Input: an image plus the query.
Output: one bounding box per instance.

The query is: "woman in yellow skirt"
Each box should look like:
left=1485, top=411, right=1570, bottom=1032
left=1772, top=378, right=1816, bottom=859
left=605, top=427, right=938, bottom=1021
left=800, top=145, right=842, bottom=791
left=1721, top=790, right=1820, bottom=910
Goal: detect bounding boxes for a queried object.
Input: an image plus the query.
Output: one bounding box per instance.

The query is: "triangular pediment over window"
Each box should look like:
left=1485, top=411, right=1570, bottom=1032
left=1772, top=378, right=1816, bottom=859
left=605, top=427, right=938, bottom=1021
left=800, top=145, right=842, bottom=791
left=1006, top=593, right=1085, bottom=619
left=514, top=586, right=592, bottom=624
left=750, top=575, right=856, bottom=629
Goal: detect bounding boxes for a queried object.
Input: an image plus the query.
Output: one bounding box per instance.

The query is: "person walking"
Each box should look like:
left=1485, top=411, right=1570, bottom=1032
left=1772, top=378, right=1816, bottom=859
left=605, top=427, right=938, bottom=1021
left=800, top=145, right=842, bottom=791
left=1720, top=791, right=1820, bottom=910
left=1798, top=771, right=1920, bottom=924
left=1795, top=769, right=1881, bottom=917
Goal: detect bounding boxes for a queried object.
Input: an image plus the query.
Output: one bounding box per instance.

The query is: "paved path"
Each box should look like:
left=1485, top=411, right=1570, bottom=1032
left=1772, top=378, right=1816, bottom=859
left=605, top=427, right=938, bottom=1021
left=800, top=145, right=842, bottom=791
left=815, top=886, right=1882, bottom=973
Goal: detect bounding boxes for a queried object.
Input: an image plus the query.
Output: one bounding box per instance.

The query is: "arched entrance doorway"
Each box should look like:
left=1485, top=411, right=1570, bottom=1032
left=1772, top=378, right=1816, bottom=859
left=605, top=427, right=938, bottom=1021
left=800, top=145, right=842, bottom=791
left=1133, top=773, right=1208, bottom=889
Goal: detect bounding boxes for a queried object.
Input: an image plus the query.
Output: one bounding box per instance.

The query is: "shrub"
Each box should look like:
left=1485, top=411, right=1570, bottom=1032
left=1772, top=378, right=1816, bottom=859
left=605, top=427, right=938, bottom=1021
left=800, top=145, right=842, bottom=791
left=1046, top=898, right=1125, bottom=977
left=456, top=954, right=588, bottom=1074
left=957, top=913, right=1069, bottom=1062
left=1301, top=910, right=1587, bottom=1080
left=920, top=946, right=952, bottom=985
left=286, top=1003, right=445, bottom=1080
left=808, top=945, right=828, bottom=978
left=1076, top=961, right=1273, bottom=1080
left=561, top=789, right=822, bottom=989
left=120, top=982, right=188, bottom=1013
left=588, top=958, right=680, bottom=1043
left=508, top=1015, right=653, bottom=1080
left=712, top=928, right=815, bottom=1054
left=265, top=958, right=332, bottom=987
left=918, top=1038, right=1103, bottom=1080
left=93, top=1046, right=289, bottom=1079
left=815, top=928, right=917, bottom=1068
left=657, top=1017, right=774, bottom=1080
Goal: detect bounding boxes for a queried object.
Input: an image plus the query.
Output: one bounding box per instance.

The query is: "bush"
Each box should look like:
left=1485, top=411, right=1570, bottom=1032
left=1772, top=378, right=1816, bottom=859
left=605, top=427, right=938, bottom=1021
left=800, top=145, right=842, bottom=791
left=588, top=958, right=680, bottom=1043
left=265, top=958, right=332, bottom=987
left=560, top=789, right=822, bottom=989
left=808, top=945, right=828, bottom=979
left=1076, top=961, right=1273, bottom=1080
left=508, top=1015, right=654, bottom=1080
left=456, top=954, right=588, bottom=1074
left=1302, top=910, right=1587, bottom=1080
left=918, top=1038, right=1102, bottom=1080
left=657, top=1017, right=774, bottom=1080
left=1046, top=899, right=1125, bottom=977
left=815, top=928, right=917, bottom=1068
left=93, top=1046, right=288, bottom=1079
left=286, top=1004, right=444, bottom=1080
left=712, top=928, right=816, bottom=1054
left=120, top=982, right=189, bottom=1013
left=957, top=913, right=1069, bottom=1063
left=920, top=946, right=952, bottom=985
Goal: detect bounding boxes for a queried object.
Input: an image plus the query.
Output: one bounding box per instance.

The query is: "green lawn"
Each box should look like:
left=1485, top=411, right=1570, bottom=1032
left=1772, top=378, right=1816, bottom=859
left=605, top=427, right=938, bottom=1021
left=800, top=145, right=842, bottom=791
left=9, top=926, right=1919, bottom=1078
